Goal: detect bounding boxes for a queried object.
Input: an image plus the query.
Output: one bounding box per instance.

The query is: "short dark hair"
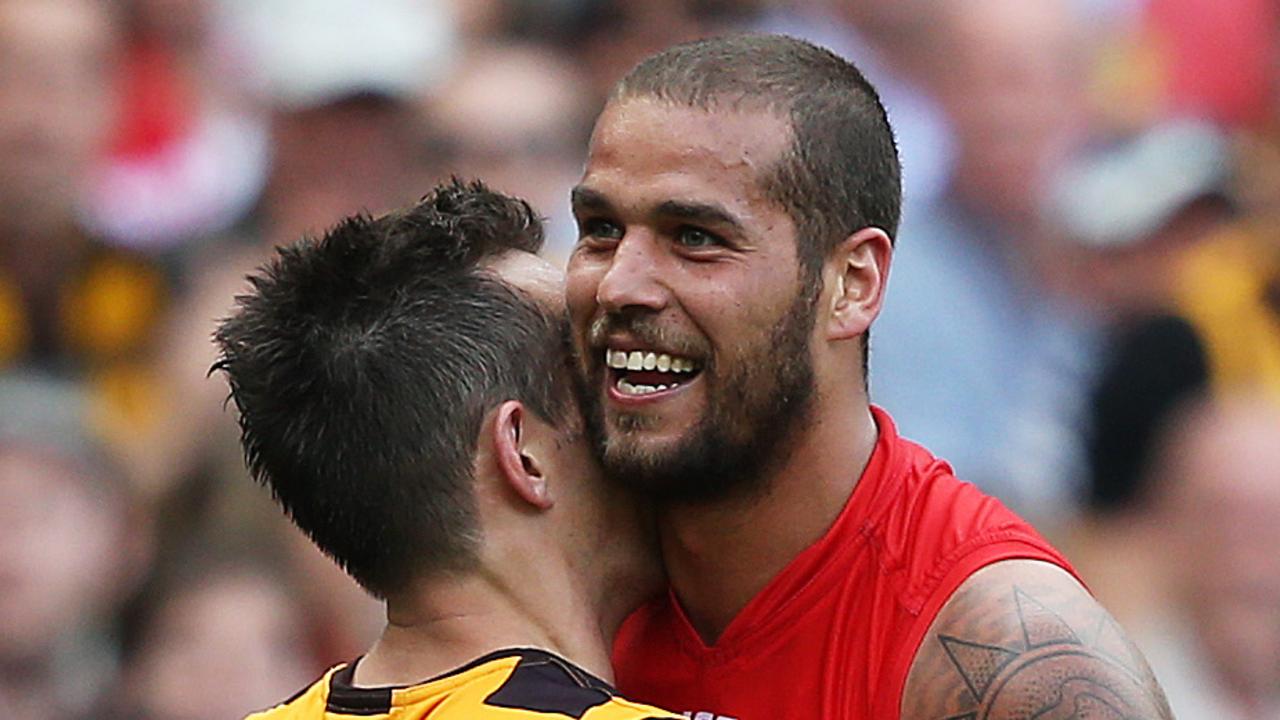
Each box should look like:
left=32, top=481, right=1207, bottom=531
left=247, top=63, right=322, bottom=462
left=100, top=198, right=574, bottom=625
left=614, top=34, right=902, bottom=280
left=213, top=179, right=570, bottom=598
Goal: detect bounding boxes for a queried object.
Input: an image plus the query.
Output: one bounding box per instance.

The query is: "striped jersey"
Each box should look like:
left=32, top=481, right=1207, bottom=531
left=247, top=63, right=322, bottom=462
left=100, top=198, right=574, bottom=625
left=248, top=647, right=681, bottom=720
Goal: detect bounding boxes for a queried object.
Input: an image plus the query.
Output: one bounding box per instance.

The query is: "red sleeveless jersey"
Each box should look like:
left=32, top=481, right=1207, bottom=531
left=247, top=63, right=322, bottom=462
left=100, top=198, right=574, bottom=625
left=612, top=407, right=1076, bottom=720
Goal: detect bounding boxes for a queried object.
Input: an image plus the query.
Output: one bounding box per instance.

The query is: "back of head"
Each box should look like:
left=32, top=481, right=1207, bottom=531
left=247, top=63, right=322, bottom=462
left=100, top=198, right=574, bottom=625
left=612, top=33, right=902, bottom=279
left=214, top=179, right=570, bottom=598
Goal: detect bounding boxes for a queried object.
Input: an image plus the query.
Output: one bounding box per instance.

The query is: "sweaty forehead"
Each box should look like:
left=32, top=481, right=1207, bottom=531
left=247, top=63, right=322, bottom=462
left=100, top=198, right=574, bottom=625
left=582, top=98, right=791, bottom=206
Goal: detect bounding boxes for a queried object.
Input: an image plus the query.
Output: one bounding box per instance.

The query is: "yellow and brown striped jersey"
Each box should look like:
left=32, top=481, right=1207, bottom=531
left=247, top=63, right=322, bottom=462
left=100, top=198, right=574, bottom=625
left=246, top=647, right=681, bottom=720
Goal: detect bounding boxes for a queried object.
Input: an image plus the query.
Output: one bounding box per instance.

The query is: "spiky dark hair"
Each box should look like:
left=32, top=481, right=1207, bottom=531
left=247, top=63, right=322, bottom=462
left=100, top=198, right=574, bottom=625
left=213, top=179, right=569, bottom=597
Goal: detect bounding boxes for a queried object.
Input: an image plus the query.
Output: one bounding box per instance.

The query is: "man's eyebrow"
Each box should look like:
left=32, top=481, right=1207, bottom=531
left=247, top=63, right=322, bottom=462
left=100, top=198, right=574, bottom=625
left=570, top=186, right=611, bottom=213
left=655, top=200, right=745, bottom=234
left=571, top=189, right=747, bottom=237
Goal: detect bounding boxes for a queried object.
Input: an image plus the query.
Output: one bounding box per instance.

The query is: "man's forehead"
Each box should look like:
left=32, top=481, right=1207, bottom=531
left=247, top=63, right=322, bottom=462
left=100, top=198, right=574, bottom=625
left=588, top=98, right=790, bottom=169
left=579, top=98, right=791, bottom=212
left=482, top=250, right=565, bottom=309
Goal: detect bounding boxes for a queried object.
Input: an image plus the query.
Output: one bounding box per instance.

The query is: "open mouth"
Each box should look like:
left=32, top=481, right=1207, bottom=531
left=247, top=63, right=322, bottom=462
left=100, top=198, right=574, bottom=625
left=603, top=348, right=704, bottom=397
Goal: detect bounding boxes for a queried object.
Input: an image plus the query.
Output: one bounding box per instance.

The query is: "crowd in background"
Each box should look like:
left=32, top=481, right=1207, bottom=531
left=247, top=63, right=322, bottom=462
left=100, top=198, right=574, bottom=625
left=1, top=0, right=1278, bottom=718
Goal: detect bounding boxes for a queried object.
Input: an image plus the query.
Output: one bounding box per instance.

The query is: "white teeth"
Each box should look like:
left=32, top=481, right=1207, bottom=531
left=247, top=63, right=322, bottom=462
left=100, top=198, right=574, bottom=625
left=617, top=378, right=673, bottom=396
left=605, top=348, right=700, bottom=374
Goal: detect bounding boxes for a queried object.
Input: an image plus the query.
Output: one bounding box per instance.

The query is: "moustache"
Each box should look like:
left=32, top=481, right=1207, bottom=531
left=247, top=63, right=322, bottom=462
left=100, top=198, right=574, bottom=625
left=586, top=312, right=711, bottom=360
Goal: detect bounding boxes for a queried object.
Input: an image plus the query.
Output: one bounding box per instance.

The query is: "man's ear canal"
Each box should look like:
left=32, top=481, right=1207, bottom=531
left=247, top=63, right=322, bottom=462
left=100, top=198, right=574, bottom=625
left=492, top=401, right=554, bottom=510
left=826, top=226, right=892, bottom=342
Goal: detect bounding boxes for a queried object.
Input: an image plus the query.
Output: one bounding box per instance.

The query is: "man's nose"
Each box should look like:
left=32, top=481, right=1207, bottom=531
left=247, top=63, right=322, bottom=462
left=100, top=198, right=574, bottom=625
left=596, top=234, right=668, bottom=313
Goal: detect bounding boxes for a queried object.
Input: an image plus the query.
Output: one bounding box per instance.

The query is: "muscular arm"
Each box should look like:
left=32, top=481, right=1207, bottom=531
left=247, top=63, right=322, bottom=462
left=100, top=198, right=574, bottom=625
left=900, top=559, right=1174, bottom=720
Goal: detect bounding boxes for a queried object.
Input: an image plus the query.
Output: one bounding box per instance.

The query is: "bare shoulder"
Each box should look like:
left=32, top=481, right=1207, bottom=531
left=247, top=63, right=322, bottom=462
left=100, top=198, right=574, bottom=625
left=900, top=559, right=1173, bottom=720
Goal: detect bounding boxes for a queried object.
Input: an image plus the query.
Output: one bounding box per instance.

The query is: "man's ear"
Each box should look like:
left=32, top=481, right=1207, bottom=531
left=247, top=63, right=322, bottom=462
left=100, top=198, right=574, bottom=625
left=491, top=400, right=555, bottom=510
left=825, top=226, right=893, bottom=342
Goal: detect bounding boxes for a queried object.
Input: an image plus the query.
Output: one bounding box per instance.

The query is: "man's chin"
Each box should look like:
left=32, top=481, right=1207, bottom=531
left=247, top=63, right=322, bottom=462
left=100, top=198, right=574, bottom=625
left=602, top=426, right=685, bottom=467
left=605, top=403, right=677, bottom=433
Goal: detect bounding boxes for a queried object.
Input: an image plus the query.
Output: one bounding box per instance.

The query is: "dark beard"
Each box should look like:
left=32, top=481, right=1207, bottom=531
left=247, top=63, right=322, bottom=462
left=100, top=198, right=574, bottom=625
left=576, top=289, right=817, bottom=505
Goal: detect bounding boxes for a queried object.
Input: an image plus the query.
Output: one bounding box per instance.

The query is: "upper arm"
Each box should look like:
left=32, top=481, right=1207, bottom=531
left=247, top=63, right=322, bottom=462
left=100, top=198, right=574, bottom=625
left=900, top=559, right=1173, bottom=720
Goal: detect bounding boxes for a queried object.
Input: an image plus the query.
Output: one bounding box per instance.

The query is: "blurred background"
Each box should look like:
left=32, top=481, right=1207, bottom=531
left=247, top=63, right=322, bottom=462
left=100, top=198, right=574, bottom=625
left=1, top=0, right=1277, bottom=717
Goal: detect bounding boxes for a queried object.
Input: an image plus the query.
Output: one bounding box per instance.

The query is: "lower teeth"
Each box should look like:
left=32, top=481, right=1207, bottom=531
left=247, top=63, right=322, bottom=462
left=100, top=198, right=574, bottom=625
left=617, top=378, right=675, bottom=396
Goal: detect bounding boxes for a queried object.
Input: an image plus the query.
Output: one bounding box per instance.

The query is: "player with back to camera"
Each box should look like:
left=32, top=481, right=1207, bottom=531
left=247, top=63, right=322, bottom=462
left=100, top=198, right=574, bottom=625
left=566, top=34, right=1175, bottom=720
left=214, top=179, right=681, bottom=720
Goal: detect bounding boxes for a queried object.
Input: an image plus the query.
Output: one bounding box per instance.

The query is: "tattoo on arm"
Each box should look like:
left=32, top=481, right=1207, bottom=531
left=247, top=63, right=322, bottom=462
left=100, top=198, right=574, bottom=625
left=901, top=561, right=1174, bottom=720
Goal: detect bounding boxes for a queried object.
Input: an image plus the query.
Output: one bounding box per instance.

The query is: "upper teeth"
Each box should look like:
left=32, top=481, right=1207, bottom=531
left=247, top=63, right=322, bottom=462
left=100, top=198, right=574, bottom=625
left=605, top=349, right=698, bottom=373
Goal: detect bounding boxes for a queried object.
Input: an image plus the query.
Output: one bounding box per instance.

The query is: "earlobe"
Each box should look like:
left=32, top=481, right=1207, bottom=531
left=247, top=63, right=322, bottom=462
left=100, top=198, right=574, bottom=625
left=827, top=227, right=892, bottom=342
left=492, top=401, right=554, bottom=510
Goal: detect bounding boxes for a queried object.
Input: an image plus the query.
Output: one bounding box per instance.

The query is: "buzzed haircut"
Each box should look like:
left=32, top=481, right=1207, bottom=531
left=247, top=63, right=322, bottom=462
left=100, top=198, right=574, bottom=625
left=213, top=179, right=571, bottom=598
left=613, top=33, right=902, bottom=285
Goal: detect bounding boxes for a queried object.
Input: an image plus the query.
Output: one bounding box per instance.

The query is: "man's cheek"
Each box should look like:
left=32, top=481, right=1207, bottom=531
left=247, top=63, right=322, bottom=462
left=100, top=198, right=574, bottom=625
left=562, top=266, right=600, bottom=317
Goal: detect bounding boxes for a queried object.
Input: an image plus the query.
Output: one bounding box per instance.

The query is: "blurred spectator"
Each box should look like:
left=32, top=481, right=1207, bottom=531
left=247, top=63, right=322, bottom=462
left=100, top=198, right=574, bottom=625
left=0, top=0, right=116, bottom=248
left=225, top=0, right=454, bottom=246
left=0, top=0, right=171, bottom=445
left=81, top=0, right=271, bottom=252
left=0, top=373, right=151, bottom=720
left=1063, top=122, right=1280, bottom=524
left=827, top=0, right=939, bottom=83
left=1144, top=0, right=1278, bottom=128
left=565, top=0, right=754, bottom=106
left=1170, top=215, right=1280, bottom=400
left=1054, top=122, right=1228, bottom=627
left=1047, top=121, right=1234, bottom=300
left=264, top=92, right=423, bottom=248
left=423, top=42, right=594, bottom=260
left=870, top=0, right=1097, bottom=523
left=1050, top=121, right=1233, bottom=518
left=442, top=0, right=507, bottom=39
left=119, top=0, right=453, bottom=669
left=1132, top=398, right=1280, bottom=719
left=131, top=0, right=455, bottom=496
left=113, top=542, right=320, bottom=720
left=1061, top=120, right=1280, bottom=720
left=918, top=0, right=1088, bottom=231
left=754, top=1, right=957, bottom=209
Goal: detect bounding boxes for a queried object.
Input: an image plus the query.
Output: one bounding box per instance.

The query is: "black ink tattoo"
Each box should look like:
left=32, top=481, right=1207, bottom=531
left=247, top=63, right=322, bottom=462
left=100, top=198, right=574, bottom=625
left=938, top=588, right=1165, bottom=720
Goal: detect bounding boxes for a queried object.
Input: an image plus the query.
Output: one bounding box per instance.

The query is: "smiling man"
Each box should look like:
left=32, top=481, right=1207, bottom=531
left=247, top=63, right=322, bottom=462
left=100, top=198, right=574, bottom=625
left=566, top=35, right=1174, bottom=720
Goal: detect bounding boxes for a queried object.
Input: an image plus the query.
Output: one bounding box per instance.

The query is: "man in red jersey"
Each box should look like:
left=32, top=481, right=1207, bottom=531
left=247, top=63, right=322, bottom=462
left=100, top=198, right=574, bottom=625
left=565, top=35, right=1174, bottom=720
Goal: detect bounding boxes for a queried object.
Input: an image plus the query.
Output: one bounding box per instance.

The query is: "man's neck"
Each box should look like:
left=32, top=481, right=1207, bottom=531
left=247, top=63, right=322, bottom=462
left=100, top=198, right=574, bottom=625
left=659, top=400, right=879, bottom=645
left=352, top=563, right=622, bottom=688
